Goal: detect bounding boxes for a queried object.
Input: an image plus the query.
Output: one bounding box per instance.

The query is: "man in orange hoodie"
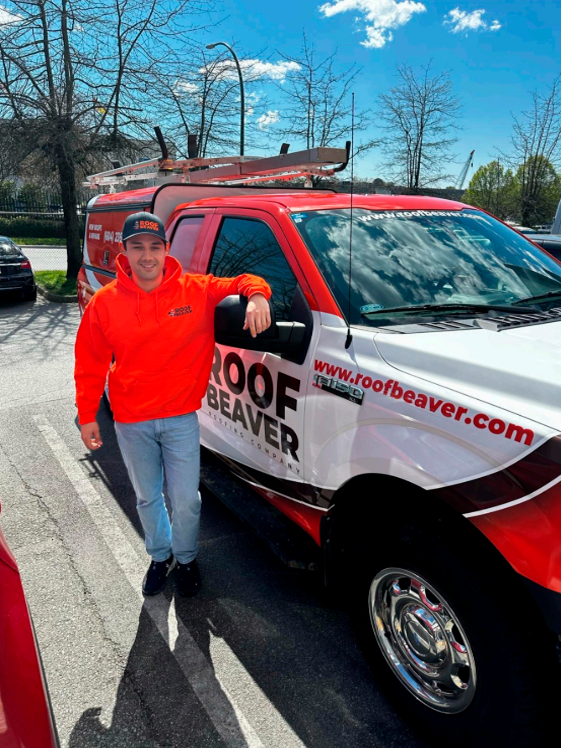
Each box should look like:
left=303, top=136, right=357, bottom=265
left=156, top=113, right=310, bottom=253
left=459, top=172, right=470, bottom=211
left=75, top=212, right=271, bottom=597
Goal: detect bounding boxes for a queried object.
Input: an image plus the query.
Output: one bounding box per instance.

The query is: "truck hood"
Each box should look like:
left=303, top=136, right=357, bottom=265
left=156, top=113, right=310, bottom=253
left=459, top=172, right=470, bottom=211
left=374, top=320, right=561, bottom=431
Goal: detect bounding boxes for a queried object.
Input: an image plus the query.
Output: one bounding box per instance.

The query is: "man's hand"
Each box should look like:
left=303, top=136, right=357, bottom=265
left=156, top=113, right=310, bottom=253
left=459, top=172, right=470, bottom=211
left=243, top=293, right=272, bottom=338
left=81, top=421, right=103, bottom=450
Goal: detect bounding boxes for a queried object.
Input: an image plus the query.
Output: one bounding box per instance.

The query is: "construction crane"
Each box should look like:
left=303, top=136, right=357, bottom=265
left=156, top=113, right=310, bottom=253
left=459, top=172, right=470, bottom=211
left=456, top=149, right=475, bottom=189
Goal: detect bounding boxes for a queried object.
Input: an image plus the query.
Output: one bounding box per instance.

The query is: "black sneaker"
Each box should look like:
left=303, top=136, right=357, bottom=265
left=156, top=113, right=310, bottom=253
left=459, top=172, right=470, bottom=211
left=142, top=555, right=175, bottom=596
left=175, top=559, right=201, bottom=597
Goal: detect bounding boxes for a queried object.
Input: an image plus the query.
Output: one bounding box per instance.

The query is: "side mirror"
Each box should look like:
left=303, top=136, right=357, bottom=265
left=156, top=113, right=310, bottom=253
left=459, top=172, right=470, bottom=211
left=214, top=296, right=306, bottom=354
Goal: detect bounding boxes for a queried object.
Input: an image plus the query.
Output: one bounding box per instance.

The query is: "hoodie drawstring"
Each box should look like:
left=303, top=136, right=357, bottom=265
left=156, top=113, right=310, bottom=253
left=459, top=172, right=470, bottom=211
left=134, top=290, right=163, bottom=325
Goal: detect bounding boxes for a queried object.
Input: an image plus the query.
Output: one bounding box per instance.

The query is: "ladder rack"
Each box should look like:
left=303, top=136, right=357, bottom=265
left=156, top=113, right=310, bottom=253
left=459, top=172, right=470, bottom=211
left=84, top=145, right=350, bottom=190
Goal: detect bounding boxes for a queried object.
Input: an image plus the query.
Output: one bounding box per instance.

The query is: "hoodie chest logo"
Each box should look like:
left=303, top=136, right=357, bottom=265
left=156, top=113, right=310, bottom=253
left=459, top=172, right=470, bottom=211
left=168, top=305, right=192, bottom=317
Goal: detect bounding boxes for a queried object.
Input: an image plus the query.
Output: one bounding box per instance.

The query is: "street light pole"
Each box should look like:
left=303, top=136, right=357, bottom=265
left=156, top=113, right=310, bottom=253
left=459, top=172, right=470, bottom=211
left=206, top=41, right=245, bottom=155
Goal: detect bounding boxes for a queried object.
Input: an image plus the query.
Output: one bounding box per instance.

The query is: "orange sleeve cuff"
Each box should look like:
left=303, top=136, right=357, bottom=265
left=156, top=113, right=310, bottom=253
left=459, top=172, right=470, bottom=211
left=78, top=411, right=99, bottom=426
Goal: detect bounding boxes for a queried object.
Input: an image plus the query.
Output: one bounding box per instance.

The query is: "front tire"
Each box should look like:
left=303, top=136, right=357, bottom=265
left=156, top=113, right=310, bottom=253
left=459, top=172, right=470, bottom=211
left=351, top=516, right=556, bottom=748
left=369, top=566, right=477, bottom=714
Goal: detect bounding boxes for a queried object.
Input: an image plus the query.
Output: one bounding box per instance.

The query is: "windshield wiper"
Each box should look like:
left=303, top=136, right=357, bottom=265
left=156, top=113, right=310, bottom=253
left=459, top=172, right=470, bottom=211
left=361, top=302, right=535, bottom=318
left=515, top=290, right=561, bottom=304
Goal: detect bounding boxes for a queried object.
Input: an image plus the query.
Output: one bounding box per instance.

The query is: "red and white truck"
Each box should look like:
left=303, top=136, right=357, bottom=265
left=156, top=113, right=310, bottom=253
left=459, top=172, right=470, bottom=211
left=79, top=146, right=561, bottom=748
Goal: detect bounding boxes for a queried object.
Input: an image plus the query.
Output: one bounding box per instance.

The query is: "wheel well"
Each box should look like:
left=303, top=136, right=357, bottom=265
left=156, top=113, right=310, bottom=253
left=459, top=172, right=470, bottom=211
left=326, top=472, right=474, bottom=544
left=322, top=472, right=552, bottom=631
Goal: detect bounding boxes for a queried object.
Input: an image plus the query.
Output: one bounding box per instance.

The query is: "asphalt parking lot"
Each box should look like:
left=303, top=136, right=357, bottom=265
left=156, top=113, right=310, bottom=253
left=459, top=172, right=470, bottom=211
left=0, top=293, right=427, bottom=748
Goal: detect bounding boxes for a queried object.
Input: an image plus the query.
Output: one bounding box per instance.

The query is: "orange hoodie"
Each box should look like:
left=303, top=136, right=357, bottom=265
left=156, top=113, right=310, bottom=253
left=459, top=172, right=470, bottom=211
left=74, top=254, right=271, bottom=425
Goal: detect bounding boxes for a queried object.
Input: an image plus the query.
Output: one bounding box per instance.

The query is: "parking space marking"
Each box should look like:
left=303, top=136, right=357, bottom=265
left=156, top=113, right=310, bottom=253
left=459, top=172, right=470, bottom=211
left=34, top=415, right=307, bottom=748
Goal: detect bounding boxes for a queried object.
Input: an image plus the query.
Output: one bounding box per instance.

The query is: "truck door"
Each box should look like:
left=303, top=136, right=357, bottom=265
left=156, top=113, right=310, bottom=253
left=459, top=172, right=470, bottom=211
left=198, top=211, right=313, bottom=501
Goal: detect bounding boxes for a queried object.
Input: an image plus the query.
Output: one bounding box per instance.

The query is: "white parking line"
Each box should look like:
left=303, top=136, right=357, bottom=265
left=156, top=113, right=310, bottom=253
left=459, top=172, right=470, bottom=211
left=33, top=415, right=307, bottom=748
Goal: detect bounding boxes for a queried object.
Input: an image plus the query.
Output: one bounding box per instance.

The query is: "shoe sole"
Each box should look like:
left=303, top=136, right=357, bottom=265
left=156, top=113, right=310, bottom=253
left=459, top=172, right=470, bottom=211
left=142, top=583, right=167, bottom=597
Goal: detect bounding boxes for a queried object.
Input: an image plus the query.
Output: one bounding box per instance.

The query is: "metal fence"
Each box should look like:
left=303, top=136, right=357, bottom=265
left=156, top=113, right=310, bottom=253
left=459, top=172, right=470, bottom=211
left=0, top=188, right=91, bottom=219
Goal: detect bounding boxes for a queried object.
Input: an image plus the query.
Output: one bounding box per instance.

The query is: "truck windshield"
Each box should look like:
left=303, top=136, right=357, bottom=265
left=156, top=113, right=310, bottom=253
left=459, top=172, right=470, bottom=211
left=292, top=208, right=561, bottom=326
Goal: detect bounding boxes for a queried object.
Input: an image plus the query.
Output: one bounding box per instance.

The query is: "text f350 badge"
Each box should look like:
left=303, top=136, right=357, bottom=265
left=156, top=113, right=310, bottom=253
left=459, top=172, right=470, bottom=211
left=313, top=374, right=364, bottom=405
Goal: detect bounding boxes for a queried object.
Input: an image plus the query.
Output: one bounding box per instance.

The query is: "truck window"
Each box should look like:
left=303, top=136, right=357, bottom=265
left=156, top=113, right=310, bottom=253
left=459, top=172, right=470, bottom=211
left=209, top=217, right=297, bottom=321
left=169, top=215, right=205, bottom=271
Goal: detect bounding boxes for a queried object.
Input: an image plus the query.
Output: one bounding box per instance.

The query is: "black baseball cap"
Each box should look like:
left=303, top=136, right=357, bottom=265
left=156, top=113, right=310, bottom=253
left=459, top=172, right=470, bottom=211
left=122, top=212, right=167, bottom=243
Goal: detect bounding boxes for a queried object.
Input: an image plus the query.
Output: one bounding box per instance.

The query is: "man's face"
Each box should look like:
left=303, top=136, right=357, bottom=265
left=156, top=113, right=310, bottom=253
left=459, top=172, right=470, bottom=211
left=124, top=234, right=168, bottom=283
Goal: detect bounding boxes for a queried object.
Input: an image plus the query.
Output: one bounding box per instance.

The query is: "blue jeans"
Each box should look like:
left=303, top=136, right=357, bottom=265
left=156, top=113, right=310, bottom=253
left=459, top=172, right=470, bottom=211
left=115, top=412, right=201, bottom=564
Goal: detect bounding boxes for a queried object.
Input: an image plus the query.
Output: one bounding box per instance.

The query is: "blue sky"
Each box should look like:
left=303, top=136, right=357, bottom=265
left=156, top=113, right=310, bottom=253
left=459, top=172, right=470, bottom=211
left=197, top=0, right=561, bottom=183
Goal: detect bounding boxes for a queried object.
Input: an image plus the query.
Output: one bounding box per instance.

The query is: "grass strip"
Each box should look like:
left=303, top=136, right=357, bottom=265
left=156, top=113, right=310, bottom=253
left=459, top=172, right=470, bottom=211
left=35, top=270, right=77, bottom=296
left=12, top=237, right=66, bottom=246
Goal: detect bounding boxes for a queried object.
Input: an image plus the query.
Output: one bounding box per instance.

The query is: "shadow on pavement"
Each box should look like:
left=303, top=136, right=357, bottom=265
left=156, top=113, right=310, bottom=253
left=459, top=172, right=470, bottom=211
left=72, top=402, right=427, bottom=748
left=0, top=293, right=79, bottom=362
left=67, top=597, right=249, bottom=748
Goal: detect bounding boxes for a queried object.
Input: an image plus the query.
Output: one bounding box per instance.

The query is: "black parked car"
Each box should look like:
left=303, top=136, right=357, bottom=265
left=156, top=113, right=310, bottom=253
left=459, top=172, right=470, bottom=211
left=0, top=236, right=37, bottom=301
left=525, top=233, right=561, bottom=261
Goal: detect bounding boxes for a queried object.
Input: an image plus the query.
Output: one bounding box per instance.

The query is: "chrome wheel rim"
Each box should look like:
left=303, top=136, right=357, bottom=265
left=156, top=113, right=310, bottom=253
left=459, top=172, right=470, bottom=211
left=369, top=567, right=477, bottom=713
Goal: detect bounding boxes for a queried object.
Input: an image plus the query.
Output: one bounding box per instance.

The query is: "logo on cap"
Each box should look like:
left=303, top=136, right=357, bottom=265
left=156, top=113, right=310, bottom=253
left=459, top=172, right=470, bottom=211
left=139, top=220, right=160, bottom=231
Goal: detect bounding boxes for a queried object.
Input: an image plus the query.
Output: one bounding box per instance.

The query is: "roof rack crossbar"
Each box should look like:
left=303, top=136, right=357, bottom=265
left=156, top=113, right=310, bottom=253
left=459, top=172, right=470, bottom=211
left=85, top=155, right=258, bottom=183
left=83, top=146, right=348, bottom=189
left=192, top=168, right=337, bottom=186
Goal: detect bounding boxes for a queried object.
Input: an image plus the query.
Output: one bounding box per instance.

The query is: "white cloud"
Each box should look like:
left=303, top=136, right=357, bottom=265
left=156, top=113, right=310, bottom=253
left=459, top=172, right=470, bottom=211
left=0, top=5, right=22, bottom=25
left=318, top=0, right=426, bottom=49
left=173, top=80, right=199, bottom=97
left=203, top=59, right=300, bottom=83
left=444, top=8, right=501, bottom=34
left=244, top=91, right=261, bottom=117
left=244, top=60, right=300, bottom=82
left=257, top=110, right=280, bottom=130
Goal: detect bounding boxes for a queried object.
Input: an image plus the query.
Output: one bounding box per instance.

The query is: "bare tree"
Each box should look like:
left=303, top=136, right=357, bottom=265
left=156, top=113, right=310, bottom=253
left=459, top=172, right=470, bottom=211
left=502, top=77, right=561, bottom=226
left=0, top=115, right=62, bottom=190
left=158, top=48, right=269, bottom=159
left=378, top=62, right=461, bottom=191
left=275, top=33, right=375, bottom=160
left=0, top=0, right=212, bottom=279
left=0, top=118, right=21, bottom=181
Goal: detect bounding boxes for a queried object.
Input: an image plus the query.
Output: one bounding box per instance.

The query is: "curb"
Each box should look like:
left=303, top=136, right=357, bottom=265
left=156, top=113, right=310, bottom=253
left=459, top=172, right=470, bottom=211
left=37, top=285, right=77, bottom=304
